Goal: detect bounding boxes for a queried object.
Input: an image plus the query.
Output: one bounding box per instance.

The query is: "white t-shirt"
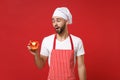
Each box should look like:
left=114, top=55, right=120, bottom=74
left=40, top=34, right=85, bottom=66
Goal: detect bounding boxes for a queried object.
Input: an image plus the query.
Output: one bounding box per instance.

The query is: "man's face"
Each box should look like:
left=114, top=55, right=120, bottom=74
left=52, top=16, right=67, bottom=34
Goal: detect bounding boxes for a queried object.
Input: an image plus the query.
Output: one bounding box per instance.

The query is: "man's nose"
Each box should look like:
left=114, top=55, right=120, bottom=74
left=54, top=21, right=58, bottom=26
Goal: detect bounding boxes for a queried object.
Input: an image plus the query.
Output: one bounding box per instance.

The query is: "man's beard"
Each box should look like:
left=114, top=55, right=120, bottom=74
left=55, top=24, right=66, bottom=34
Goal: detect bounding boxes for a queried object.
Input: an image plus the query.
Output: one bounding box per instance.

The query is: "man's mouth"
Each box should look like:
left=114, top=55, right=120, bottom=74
left=55, top=26, right=60, bottom=30
left=55, top=27, right=59, bottom=29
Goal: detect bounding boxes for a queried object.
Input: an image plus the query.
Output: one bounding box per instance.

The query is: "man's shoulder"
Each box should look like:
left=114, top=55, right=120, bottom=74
left=43, top=34, right=55, bottom=41
left=70, top=34, right=82, bottom=41
left=70, top=34, right=83, bottom=45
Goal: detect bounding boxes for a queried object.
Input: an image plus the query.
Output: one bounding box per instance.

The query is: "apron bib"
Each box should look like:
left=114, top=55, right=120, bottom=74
left=48, top=34, right=76, bottom=80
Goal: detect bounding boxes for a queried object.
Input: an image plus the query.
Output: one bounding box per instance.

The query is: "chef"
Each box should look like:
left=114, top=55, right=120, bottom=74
left=27, top=7, right=86, bottom=80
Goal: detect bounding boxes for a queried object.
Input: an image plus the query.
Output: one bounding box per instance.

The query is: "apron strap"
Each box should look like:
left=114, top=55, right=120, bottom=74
left=69, top=34, right=74, bottom=50
left=53, top=34, right=74, bottom=50
left=53, top=34, right=57, bottom=49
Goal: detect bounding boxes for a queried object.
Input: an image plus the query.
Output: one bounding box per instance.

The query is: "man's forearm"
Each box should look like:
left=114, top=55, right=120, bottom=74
left=34, top=53, right=45, bottom=69
left=78, top=65, right=86, bottom=80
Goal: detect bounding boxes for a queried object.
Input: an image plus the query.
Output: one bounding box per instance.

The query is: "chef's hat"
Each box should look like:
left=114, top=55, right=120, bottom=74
left=52, top=7, right=72, bottom=24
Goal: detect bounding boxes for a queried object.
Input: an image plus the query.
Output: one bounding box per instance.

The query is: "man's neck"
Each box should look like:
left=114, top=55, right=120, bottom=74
left=56, top=31, right=69, bottom=41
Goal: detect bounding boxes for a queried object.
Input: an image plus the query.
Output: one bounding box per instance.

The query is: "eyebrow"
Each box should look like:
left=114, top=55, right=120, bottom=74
left=57, top=18, right=61, bottom=20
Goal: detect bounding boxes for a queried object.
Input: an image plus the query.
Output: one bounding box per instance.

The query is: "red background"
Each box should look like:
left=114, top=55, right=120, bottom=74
left=0, top=0, right=120, bottom=80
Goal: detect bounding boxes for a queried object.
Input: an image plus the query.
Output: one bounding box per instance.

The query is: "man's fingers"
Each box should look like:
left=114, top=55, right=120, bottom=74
left=27, top=42, right=30, bottom=46
left=27, top=45, right=36, bottom=55
left=27, top=45, right=31, bottom=50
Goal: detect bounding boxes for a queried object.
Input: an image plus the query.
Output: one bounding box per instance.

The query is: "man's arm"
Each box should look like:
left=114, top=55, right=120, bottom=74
left=77, top=55, right=86, bottom=80
left=34, top=52, right=48, bottom=69
left=27, top=46, right=48, bottom=69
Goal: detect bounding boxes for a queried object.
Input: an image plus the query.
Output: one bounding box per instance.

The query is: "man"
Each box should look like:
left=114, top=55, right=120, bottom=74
left=27, top=7, right=86, bottom=80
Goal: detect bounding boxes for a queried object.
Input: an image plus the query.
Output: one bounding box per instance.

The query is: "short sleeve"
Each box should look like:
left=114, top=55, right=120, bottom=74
left=40, top=38, right=49, bottom=56
left=76, top=39, right=85, bottom=56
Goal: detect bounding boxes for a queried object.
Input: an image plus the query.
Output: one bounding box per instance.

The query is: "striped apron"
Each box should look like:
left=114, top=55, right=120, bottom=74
left=48, top=34, right=76, bottom=80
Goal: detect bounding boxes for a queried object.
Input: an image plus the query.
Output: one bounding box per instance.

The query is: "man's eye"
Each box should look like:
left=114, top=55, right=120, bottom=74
left=52, top=20, right=55, bottom=23
left=57, top=19, right=61, bottom=22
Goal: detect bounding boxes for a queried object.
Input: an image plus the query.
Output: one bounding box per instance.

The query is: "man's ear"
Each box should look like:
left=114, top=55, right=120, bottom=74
left=66, top=20, right=69, bottom=25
